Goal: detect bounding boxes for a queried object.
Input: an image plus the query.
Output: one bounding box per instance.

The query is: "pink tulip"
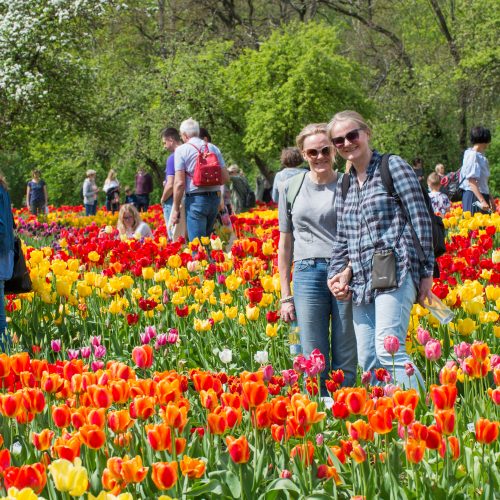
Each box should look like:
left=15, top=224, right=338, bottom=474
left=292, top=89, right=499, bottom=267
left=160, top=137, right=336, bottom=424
left=315, top=433, right=324, bottom=446
left=140, top=332, right=151, bottom=345
left=293, top=355, right=308, bottom=373
left=90, top=335, right=101, bottom=347
left=51, top=339, right=61, bottom=353
left=67, top=349, right=80, bottom=360
left=405, top=362, right=415, bottom=377
left=167, top=328, right=179, bottom=344
left=383, top=335, right=400, bottom=355
left=454, top=342, right=471, bottom=359
left=424, top=338, right=442, bottom=361
left=80, top=346, right=92, bottom=359
left=490, top=354, right=500, bottom=369
left=91, top=360, right=104, bottom=372
left=281, top=369, right=299, bottom=386
left=280, top=470, right=292, bottom=479
left=307, top=349, right=326, bottom=377
left=262, top=364, right=274, bottom=382
left=416, top=326, right=431, bottom=345
left=361, top=371, right=371, bottom=386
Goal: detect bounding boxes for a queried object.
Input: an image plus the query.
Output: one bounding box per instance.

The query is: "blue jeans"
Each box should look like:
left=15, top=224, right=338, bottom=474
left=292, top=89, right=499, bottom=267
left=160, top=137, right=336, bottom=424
left=163, top=199, right=173, bottom=239
left=293, top=259, right=357, bottom=390
left=185, top=192, right=220, bottom=241
left=352, top=273, right=424, bottom=389
left=0, top=281, right=9, bottom=352
left=85, top=201, right=97, bottom=216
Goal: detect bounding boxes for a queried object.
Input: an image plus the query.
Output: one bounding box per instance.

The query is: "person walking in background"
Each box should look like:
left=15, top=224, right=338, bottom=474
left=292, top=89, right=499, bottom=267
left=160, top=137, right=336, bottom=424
left=26, top=169, right=48, bottom=216
left=103, top=169, right=120, bottom=214
left=435, top=163, right=446, bottom=179
left=272, top=147, right=307, bottom=203
left=461, top=126, right=495, bottom=215
left=160, top=127, right=182, bottom=238
left=171, top=118, right=229, bottom=241
left=117, top=204, right=153, bottom=239
left=135, top=166, right=153, bottom=212
left=427, top=172, right=451, bottom=215
left=0, top=172, right=14, bottom=351
left=278, top=123, right=357, bottom=393
left=412, top=157, right=425, bottom=185
left=228, top=165, right=254, bottom=214
left=327, top=110, right=433, bottom=390
left=83, top=169, right=99, bottom=216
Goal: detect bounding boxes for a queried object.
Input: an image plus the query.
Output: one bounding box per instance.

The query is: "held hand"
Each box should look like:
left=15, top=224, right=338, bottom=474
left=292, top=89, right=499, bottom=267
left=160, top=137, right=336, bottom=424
left=417, top=276, right=433, bottom=307
left=280, top=302, right=296, bottom=323
left=327, top=269, right=352, bottom=301
left=480, top=200, right=490, bottom=210
left=171, top=208, right=180, bottom=225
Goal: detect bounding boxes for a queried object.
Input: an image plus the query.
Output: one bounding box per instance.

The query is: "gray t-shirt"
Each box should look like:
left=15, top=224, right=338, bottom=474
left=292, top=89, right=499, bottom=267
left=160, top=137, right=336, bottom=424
left=278, top=172, right=338, bottom=262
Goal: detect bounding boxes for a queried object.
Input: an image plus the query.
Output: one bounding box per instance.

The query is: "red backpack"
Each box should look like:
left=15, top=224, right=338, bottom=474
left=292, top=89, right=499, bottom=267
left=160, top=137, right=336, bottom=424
left=188, top=142, right=223, bottom=187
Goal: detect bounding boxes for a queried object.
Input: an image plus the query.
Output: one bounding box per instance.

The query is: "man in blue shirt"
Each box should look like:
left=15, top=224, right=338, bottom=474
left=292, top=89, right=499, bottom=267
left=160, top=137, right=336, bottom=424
left=171, top=118, right=229, bottom=241
left=160, top=127, right=182, bottom=238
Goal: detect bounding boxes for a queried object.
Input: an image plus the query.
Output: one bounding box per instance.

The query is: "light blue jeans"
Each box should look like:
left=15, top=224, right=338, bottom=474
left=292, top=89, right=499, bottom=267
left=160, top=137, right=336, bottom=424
left=293, top=259, right=358, bottom=390
left=185, top=192, right=220, bottom=241
left=352, top=273, right=424, bottom=389
left=0, top=281, right=9, bottom=352
left=162, top=198, right=173, bottom=239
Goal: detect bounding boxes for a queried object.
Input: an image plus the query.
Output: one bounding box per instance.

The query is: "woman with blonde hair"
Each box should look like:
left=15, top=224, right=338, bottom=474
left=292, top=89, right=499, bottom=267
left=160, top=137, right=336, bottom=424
left=327, top=110, right=433, bottom=389
left=117, top=204, right=152, bottom=239
left=103, top=168, right=120, bottom=213
left=278, top=123, right=357, bottom=393
left=0, top=173, right=14, bottom=350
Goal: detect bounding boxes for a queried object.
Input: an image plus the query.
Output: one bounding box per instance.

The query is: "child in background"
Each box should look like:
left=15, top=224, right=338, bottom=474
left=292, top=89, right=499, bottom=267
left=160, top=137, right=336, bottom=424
left=427, top=172, right=451, bottom=215
left=124, top=186, right=137, bottom=207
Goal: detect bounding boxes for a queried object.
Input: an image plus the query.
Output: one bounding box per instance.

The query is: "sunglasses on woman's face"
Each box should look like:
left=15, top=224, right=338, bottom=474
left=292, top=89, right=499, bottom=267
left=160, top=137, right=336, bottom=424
left=304, top=146, right=332, bottom=159
left=331, top=128, right=363, bottom=148
left=123, top=215, right=133, bottom=220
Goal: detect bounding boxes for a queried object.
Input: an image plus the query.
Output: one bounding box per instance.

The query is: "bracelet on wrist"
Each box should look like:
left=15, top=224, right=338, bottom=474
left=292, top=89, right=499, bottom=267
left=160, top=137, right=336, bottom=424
left=280, top=295, right=294, bottom=304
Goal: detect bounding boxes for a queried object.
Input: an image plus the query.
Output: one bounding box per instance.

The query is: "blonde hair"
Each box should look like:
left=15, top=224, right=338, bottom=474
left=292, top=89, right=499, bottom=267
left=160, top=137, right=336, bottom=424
left=105, top=169, right=118, bottom=182
left=0, top=172, right=8, bottom=189
left=296, top=123, right=329, bottom=151
left=117, top=204, right=142, bottom=235
left=327, top=111, right=371, bottom=141
left=427, top=172, right=441, bottom=189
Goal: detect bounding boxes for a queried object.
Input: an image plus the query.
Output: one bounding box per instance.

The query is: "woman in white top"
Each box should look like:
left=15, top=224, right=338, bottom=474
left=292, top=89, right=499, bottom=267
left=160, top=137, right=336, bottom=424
left=461, top=126, right=495, bottom=215
left=103, top=169, right=120, bottom=213
left=117, top=203, right=153, bottom=239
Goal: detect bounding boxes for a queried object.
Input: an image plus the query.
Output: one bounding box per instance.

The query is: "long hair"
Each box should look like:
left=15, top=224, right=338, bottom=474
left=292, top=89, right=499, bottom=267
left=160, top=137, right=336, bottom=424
left=117, top=203, right=142, bottom=235
left=0, top=172, right=8, bottom=190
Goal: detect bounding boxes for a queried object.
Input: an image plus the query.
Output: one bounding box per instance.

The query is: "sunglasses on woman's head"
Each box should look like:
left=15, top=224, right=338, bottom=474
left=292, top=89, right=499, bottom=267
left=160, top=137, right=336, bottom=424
left=331, top=128, right=362, bottom=148
left=304, top=146, right=331, bottom=158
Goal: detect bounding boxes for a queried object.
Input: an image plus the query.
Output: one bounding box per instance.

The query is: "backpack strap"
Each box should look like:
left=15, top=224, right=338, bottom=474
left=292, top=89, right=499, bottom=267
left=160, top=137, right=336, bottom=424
left=285, top=171, right=307, bottom=218
left=379, top=153, right=426, bottom=264
left=341, top=170, right=351, bottom=200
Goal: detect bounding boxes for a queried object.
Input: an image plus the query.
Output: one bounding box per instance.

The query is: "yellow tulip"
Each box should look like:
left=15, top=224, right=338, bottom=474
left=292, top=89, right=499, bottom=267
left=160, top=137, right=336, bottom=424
left=262, top=240, right=274, bottom=256
left=492, top=249, right=500, bottom=264
left=225, top=306, right=238, bottom=319
left=225, top=274, right=242, bottom=291
left=55, top=278, right=72, bottom=298
left=201, top=236, right=210, bottom=246
left=493, top=325, right=500, bottom=338
left=88, top=251, right=100, bottom=263
left=479, top=310, right=499, bottom=323
left=211, top=310, right=224, bottom=323
left=259, top=293, right=274, bottom=308
left=147, top=285, right=162, bottom=297
left=108, top=299, right=123, bottom=315
left=168, top=254, right=182, bottom=268
left=48, top=458, right=89, bottom=497
left=462, top=298, right=484, bottom=315
left=266, top=324, right=278, bottom=338
left=210, top=237, right=223, bottom=250
left=485, top=285, right=500, bottom=301
left=177, top=267, right=190, bottom=281
left=1, top=487, right=39, bottom=500
left=238, top=313, right=247, bottom=326
left=260, top=276, right=274, bottom=293
left=219, top=292, right=233, bottom=305
left=29, top=250, right=44, bottom=265
left=88, top=493, right=134, bottom=500
left=194, top=319, right=212, bottom=332
left=246, top=304, right=260, bottom=321
left=142, top=267, right=155, bottom=280
left=76, top=282, right=92, bottom=298
left=456, top=318, right=476, bottom=336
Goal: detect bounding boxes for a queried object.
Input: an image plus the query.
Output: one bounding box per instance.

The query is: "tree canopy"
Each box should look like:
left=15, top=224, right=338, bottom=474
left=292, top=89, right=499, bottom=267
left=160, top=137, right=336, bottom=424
left=0, top=0, right=498, bottom=206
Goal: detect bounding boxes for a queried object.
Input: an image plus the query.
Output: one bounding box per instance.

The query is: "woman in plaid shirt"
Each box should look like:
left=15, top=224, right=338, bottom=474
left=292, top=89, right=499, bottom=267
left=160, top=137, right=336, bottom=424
left=327, top=111, right=434, bottom=389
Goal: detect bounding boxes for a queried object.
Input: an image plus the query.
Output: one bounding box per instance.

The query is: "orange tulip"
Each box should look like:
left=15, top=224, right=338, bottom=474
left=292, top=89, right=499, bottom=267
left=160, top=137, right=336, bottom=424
left=87, top=385, right=113, bottom=409
left=285, top=415, right=308, bottom=439
left=0, top=353, right=11, bottom=378
left=0, top=448, right=10, bottom=471
left=317, top=464, right=341, bottom=484
left=447, top=436, right=460, bottom=460
left=290, top=440, right=315, bottom=466
left=71, top=407, right=89, bottom=429
left=51, top=404, right=71, bottom=428
left=424, top=425, right=442, bottom=450
left=110, top=379, right=131, bottom=404
left=79, top=424, right=106, bottom=449
left=350, top=440, right=367, bottom=463
left=488, top=387, right=500, bottom=405
left=3, top=462, right=47, bottom=494
left=0, top=391, right=23, bottom=418
left=434, top=409, right=455, bottom=435
left=271, top=424, right=285, bottom=442
left=18, top=371, right=35, bottom=388
left=253, top=402, right=272, bottom=429
left=270, top=396, right=289, bottom=424
left=470, top=341, right=489, bottom=361
left=346, top=419, right=374, bottom=441
left=62, top=359, right=84, bottom=381
left=392, top=389, right=419, bottom=410
left=41, top=373, right=64, bottom=393
left=221, top=392, right=241, bottom=409
left=114, top=431, right=133, bottom=448
left=30, top=359, right=49, bottom=381
left=475, top=418, right=499, bottom=445
left=405, top=438, right=426, bottom=463
left=242, top=380, right=268, bottom=408
left=52, top=433, right=81, bottom=461
left=108, top=409, right=134, bottom=434
left=9, top=352, right=30, bottom=375
left=368, top=407, right=394, bottom=435
left=162, top=402, right=188, bottom=431
left=151, top=461, right=178, bottom=490
left=129, top=396, right=155, bottom=420
left=146, top=423, right=172, bottom=452
left=394, top=405, right=415, bottom=427
left=199, top=389, right=219, bottom=411
left=430, top=384, right=457, bottom=409
left=88, top=408, right=106, bottom=428
left=291, top=394, right=326, bottom=427
left=22, top=388, right=45, bottom=414
left=156, top=378, right=182, bottom=405
left=207, top=411, right=227, bottom=435
left=439, top=364, right=458, bottom=385
left=32, top=429, right=54, bottom=451
left=108, top=361, right=135, bottom=381
left=226, top=435, right=250, bottom=464
left=180, top=456, right=206, bottom=479
left=344, top=388, right=370, bottom=415
left=328, top=445, right=346, bottom=465
left=120, top=455, right=149, bottom=484
left=224, top=405, right=242, bottom=428
left=130, top=378, right=157, bottom=398
left=132, top=345, right=153, bottom=369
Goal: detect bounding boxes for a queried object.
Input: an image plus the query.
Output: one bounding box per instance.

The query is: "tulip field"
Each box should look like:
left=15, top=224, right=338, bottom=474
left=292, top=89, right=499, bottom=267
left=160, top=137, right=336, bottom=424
left=0, top=202, right=499, bottom=500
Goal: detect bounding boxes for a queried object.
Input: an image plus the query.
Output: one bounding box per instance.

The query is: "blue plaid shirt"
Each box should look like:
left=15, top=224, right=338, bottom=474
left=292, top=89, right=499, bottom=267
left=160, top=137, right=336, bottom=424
left=328, top=151, right=434, bottom=305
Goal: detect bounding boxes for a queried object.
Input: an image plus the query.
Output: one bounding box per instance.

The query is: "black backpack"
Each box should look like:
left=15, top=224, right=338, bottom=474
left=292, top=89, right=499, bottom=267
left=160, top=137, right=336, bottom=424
left=439, top=169, right=463, bottom=202
left=341, top=154, right=446, bottom=274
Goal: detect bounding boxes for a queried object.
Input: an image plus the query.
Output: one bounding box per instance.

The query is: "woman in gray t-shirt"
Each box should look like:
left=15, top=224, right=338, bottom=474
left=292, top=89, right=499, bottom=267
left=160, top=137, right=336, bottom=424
left=277, top=123, right=357, bottom=394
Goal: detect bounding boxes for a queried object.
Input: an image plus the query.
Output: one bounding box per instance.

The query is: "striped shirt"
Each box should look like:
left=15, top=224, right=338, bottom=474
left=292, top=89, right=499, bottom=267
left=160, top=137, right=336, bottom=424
left=328, top=150, right=434, bottom=305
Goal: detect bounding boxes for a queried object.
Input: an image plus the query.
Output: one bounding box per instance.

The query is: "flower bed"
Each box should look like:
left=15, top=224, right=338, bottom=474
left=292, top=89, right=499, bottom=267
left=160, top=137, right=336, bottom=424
left=0, top=204, right=498, bottom=499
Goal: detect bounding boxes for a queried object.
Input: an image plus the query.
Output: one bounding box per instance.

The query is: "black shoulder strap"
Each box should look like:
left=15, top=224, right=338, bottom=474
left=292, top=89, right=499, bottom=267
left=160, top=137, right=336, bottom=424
left=286, top=171, right=307, bottom=218
left=341, top=170, right=351, bottom=200
left=379, top=153, right=426, bottom=263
